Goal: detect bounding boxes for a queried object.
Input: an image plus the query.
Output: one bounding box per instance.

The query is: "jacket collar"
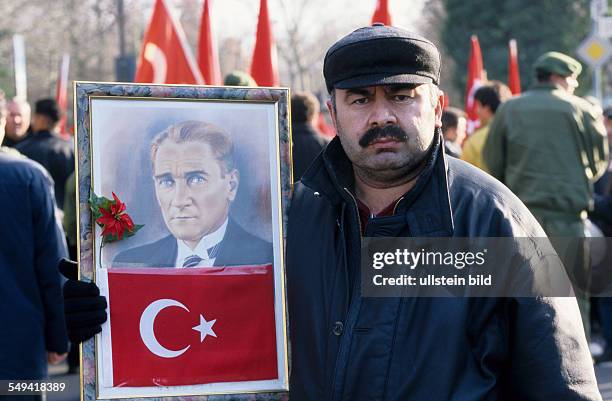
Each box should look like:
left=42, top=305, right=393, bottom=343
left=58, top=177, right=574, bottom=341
left=531, top=82, right=559, bottom=91
left=300, top=130, right=454, bottom=236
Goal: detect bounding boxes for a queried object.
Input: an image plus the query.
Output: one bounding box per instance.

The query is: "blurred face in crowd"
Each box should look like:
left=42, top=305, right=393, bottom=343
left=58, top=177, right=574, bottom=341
left=31, top=113, right=55, bottom=133
left=475, top=100, right=493, bottom=126
left=329, top=83, right=443, bottom=186
left=551, top=73, right=579, bottom=95
left=5, top=100, right=31, bottom=141
left=0, top=104, right=7, bottom=142
left=445, top=116, right=467, bottom=146
left=153, top=140, right=239, bottom=250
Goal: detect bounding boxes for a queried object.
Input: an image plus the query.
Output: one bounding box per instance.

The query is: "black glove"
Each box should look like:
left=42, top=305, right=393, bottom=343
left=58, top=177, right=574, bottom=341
left=59, top=259, right=108, bottom=343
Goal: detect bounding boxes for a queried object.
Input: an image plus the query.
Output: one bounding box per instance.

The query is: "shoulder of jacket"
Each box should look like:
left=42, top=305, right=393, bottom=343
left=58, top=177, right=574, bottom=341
left=446, top=158, right=544, bottom=236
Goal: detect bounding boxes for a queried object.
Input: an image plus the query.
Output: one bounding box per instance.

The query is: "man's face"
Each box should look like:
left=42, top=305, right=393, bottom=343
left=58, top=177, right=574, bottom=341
left=5, top=101, right=30, bottom=141
left=328, top=84, right=443, bottom=183
left=153, top=141, right=238, bottom=249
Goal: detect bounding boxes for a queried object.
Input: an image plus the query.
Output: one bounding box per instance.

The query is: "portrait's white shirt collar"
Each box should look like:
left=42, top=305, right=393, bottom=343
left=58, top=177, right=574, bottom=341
left=176, top=218, right=228, bottom=267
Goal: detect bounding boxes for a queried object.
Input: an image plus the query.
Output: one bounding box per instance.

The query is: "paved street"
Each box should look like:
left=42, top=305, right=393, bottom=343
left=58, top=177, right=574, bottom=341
left=598, top=363, right=612, bottom=401
left=43, top=361, right=612, bottom=400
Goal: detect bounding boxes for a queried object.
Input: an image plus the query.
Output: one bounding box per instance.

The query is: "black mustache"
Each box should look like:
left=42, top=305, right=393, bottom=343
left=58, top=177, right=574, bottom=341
left=359, top=125, right=408, bottom=147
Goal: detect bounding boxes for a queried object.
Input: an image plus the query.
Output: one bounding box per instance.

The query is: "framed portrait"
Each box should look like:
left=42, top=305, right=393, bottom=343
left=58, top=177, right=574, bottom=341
left=74, top=82, right=291, bottom=400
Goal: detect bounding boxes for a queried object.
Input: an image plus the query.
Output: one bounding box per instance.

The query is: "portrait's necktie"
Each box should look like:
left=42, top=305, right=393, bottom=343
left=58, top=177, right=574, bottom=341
left=182, top=243, right=222, bottom=267
left=182, top=254, right=203, bottom=268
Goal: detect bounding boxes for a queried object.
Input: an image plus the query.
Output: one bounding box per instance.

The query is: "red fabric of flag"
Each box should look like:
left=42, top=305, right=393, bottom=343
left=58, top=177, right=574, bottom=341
left=371, top=0, right=392, bottom=26
left=464, top=35, right=484, bottom=134
left=250, top=0, right=279, bottom=87
left=197, top=0, right=221, bottom=85
left=508, top=39, right=521, bottom=95
left=135, top=0, right=203, bottom=84
left=55, top=54, right=70, bottom=137
left=317, top=112, right=335, bottom=137
left=108, top=265, right=278, bottom=387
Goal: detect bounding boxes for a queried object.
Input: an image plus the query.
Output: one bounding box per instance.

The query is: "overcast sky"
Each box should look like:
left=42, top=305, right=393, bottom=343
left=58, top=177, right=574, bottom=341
left=171, top=0, right=428, bottom=45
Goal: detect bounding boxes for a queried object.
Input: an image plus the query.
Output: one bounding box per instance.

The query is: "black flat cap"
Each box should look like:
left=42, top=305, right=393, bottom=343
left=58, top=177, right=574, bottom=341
left=323, top=24, right=441, bottom=93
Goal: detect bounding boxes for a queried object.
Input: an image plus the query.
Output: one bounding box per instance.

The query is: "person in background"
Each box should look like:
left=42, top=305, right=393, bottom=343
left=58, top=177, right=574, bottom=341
left=461, top=81, right=511, bottom=171
left=0, top=92, right=69, bottom=396
left=16, top=98, right=74, bottom=210
left=483, top=52, right=609, bottom=339
left=3, top=97, right=31, bottom=148
left=223, top=70, right=257, bottom=87
left=440, top=106, right=466, bottom=158
left=291, top=92, right=329, bottom=179
left=590, top=106, right=612, bottom=363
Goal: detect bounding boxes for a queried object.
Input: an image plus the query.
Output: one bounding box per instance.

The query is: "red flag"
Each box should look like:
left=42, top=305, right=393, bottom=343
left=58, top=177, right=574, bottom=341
left=371, top=0, right=392, bottom=26
left=464, top=35, right=484, bottom=134
left=442, top=92, right=450, bottom=109
left=317, top=112, right=335, bottom=137
left=55, top=53, right=70, bottom=137
left=197, top=0, right=221, bottom=85
left=135, top=0, right=203, bottom=85
left=508, top=39, right=521, bottom=95
left=250, top=0, right=279, bottom=87
left=108, top=266, right=278, bottom=387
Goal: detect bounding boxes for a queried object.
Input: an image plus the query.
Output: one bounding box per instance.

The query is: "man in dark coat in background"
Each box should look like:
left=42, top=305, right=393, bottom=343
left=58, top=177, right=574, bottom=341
left=0, top=93, right=69, bottom=390
left=17, top=98, right=74, bottom=209
left=291, top=91, right=329, bottom=180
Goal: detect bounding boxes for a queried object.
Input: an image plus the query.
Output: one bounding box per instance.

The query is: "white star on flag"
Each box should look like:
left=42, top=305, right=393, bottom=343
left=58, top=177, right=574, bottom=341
left=192, top=314, right=217, bottom=342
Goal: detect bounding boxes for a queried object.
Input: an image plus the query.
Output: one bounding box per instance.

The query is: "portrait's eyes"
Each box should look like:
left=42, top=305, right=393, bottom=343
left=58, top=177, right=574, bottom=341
left=186, top=173, right=207, bottom=186
left=156, top=176, right=175, bottom=189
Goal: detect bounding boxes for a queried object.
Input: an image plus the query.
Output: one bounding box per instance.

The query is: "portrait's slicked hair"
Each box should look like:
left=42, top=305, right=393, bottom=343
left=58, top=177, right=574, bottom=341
left=151, top=121, right=235, bottom=174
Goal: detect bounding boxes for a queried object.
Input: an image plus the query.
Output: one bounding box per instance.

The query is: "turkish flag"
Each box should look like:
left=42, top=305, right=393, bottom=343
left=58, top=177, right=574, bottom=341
left=508, top=39, right=521, bottom=95
left=135, top=0, right=203, bottom=85
left=371, top=0, right=392, bottom=26
left=250, top=0, right=279, bottom=87
left=464, top=35, right=484, bottom=134
left=107, top=265, right=278, bottom=387
left=197, top=0, right=222, bottom=85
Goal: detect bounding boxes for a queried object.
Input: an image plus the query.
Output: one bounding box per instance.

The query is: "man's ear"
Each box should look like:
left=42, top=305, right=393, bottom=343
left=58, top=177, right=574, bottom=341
left=227, top=169, right=239, bottom=202
left=326, top=96, right=338, bottom=132
left=434, top=90, right=444, bottom=128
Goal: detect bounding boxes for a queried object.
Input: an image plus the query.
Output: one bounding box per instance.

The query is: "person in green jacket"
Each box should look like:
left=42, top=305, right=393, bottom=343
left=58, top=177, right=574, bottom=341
left=483, top=51, right=609, bottom=337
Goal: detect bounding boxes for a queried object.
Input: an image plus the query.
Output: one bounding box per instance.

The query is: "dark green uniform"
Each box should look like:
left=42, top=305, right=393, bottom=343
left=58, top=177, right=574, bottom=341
left=484, top=82, right=608, bottom=336
left=484, top=82, right=608, bottom=225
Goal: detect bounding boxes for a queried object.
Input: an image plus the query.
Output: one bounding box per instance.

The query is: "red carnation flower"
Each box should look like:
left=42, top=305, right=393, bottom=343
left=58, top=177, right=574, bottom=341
left=96, top=192, right=135, bottom=240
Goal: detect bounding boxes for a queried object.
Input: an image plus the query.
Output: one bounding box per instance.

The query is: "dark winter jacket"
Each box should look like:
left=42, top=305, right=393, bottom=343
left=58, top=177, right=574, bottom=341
left=16, top=130, right=74, bottom=209
left=0, top=152, right=68, bottom=379
left=286, top=134, right=600, bottom=401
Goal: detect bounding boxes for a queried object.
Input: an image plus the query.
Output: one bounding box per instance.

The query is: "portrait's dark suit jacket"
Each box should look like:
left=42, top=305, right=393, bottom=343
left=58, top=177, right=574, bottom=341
left=113, top=218, right=273, bottom=267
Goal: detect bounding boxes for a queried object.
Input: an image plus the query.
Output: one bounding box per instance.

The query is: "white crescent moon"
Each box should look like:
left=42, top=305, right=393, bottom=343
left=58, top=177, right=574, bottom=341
left=139, top=299, right=190, bottom=358
left=143, top=42, right=167, bottom=83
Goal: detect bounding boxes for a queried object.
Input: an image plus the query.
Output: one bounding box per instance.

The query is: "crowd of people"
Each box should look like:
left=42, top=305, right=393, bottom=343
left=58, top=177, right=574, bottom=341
left=1, top=22, right=612, bottom=401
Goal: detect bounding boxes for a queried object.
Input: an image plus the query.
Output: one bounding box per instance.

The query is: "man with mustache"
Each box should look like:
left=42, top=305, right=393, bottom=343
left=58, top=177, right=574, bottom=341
left=64, top=25, right=599, bottom=400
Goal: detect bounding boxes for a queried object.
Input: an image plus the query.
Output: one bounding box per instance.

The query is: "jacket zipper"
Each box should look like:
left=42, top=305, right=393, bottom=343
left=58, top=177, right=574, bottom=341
left=392, top=196, right=405, bottom=215
left=329, top=188, right=364, bottom=401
